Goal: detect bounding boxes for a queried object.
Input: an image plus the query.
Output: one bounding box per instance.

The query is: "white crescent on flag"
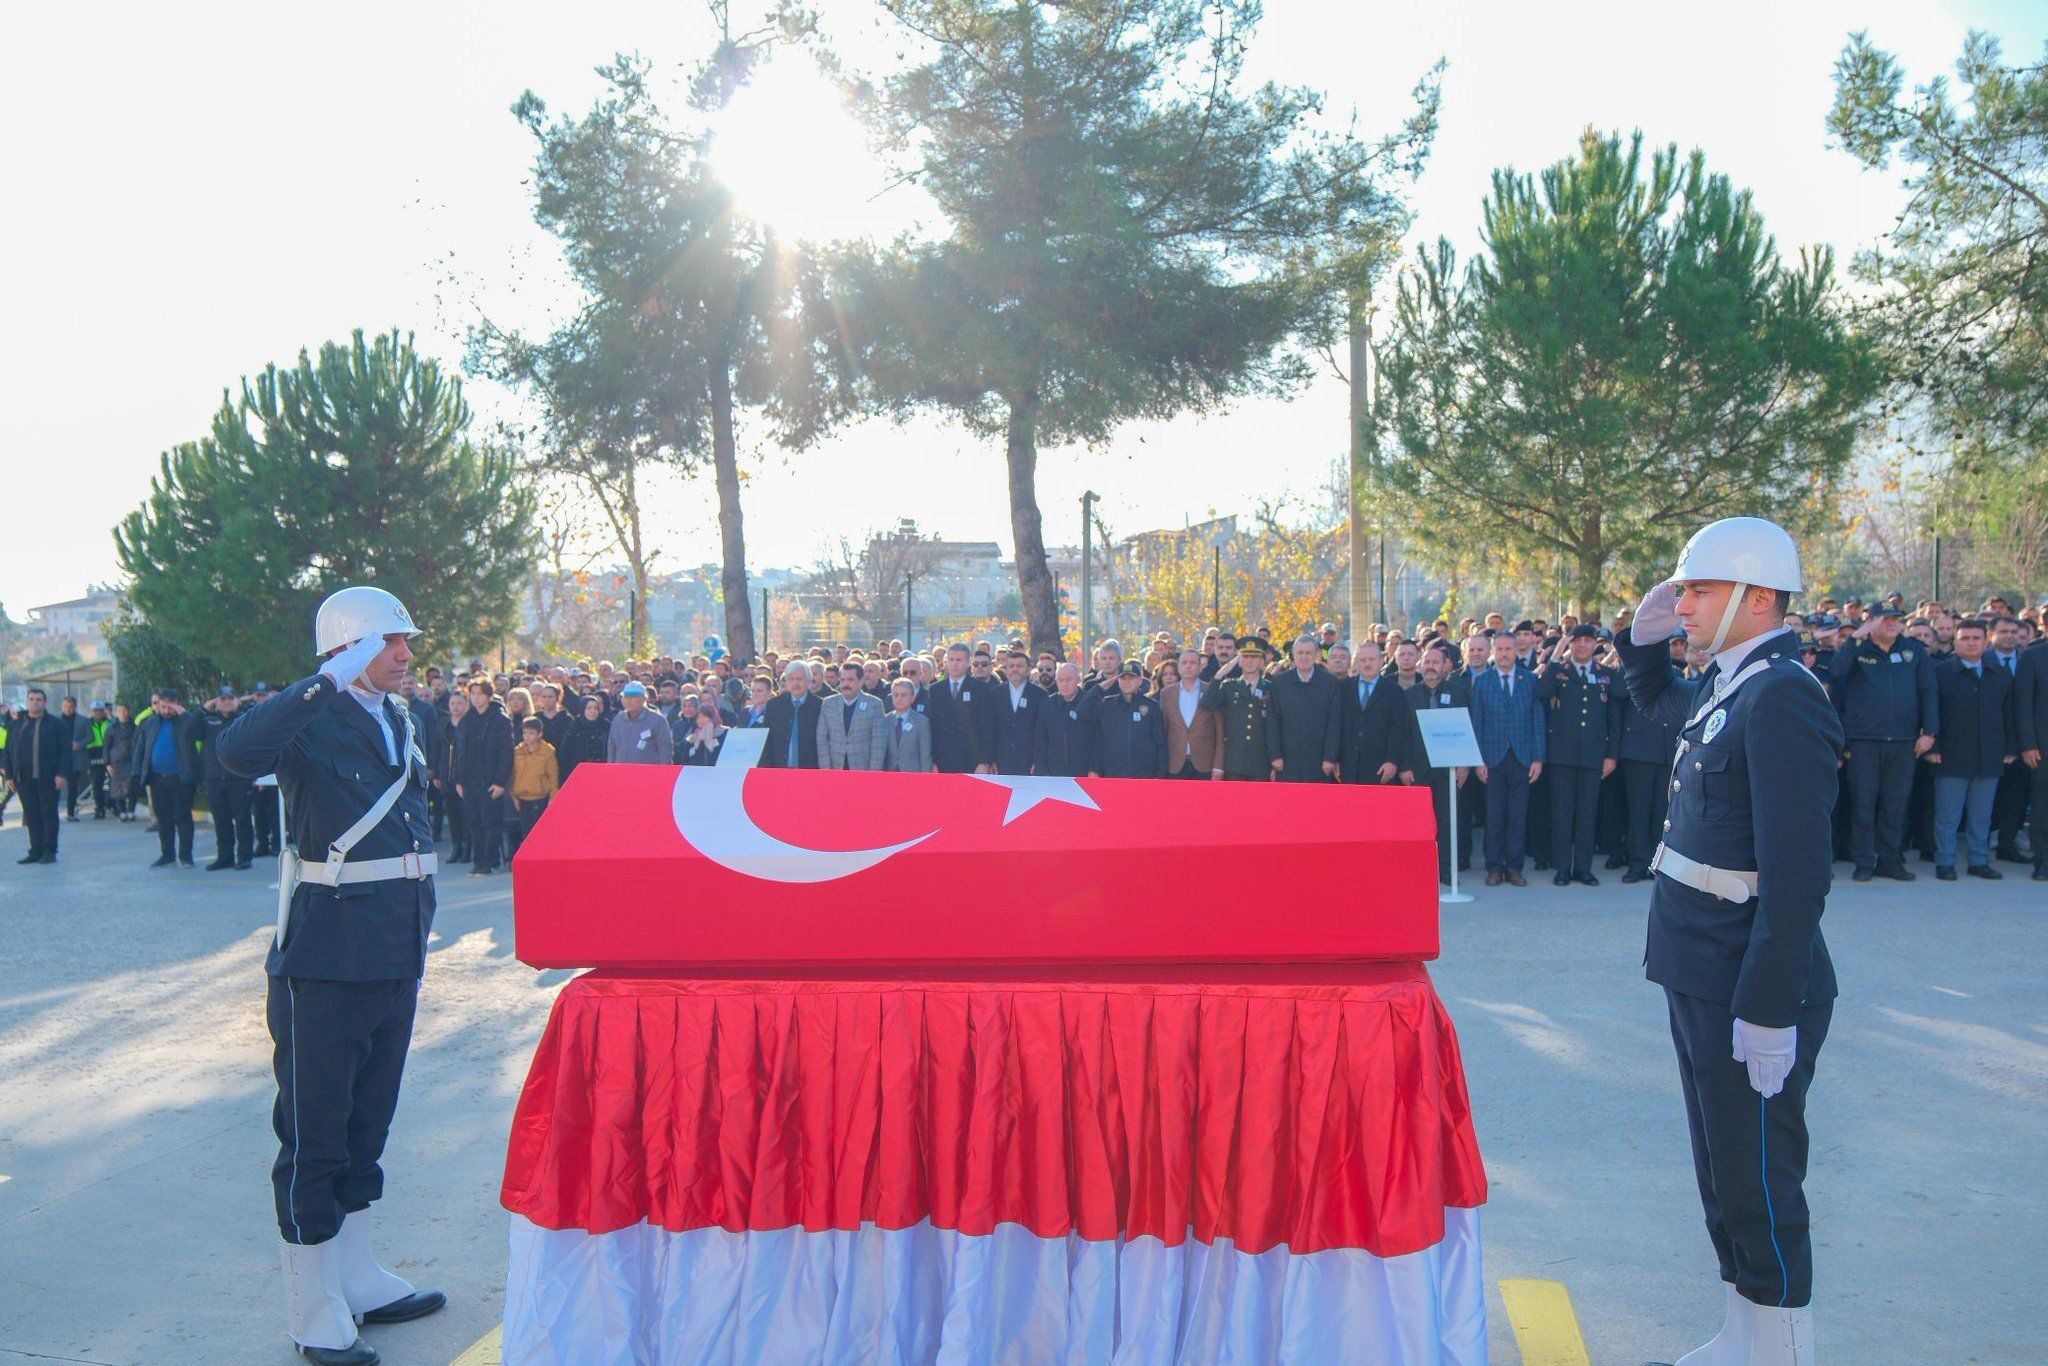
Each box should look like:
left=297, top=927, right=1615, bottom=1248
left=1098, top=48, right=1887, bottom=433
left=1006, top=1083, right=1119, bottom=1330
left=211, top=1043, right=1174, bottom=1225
left=670, top=768, right=1099, bottom=884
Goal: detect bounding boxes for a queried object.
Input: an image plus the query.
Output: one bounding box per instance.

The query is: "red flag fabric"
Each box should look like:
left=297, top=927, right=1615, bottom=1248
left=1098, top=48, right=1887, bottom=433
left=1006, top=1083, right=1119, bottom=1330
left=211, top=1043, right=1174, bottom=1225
left=513, top=767, right=1440, bottom=968
left=500, top=964, right=1486, bottom=1259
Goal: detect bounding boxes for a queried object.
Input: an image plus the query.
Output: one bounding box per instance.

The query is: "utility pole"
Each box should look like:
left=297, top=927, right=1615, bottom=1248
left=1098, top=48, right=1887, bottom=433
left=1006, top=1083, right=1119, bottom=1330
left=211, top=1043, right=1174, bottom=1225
left=1080, top=490, right=1098, bottom=654
left=1347, top=292, right=1375, bottom=641
left=904, top=569, right=923, bottom=647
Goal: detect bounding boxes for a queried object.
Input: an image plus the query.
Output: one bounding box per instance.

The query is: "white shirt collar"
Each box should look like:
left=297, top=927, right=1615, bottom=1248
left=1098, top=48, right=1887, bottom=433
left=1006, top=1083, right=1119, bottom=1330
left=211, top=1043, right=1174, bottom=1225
left=1712, top=626, right=1793, bottom=681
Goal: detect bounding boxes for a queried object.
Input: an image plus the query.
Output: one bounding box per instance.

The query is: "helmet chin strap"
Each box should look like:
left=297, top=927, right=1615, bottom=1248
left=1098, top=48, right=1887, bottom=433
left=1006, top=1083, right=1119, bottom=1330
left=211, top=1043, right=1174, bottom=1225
left=1708, top=582, right=1749, bottom=655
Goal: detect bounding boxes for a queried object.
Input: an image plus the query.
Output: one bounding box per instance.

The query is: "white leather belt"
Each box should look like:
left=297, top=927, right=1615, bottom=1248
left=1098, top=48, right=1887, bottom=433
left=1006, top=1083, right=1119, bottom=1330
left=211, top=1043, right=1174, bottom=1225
left=296, top=850, right=437, bottom=886
left=1650, top=844, right=1757, bottom=904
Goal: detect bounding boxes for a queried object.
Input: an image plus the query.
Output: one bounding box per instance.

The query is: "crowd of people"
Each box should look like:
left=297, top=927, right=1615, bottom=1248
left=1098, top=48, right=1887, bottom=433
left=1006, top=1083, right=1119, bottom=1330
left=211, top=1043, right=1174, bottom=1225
left=8, top=590, right=2048, bottom=888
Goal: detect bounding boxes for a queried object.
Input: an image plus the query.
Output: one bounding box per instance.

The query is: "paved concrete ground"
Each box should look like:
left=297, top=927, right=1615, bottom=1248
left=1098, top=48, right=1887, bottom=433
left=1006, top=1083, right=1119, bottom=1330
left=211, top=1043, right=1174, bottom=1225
left=0, top=811, right=2041, bottom=1364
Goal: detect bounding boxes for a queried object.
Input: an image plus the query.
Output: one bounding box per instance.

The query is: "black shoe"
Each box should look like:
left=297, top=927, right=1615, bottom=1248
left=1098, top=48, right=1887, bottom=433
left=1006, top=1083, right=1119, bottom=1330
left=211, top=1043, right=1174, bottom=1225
left=1604, top=854, right=1626, bottom=870
left=1968, top=864, right=2003, bottom=880
left=17, top=853, right=40, bottom=865
left=1920, top=849, right=1937, bottom=863
left=2033, top=863, right=2048, bottom=882
left=65, top=814, right=78, bottom=823
left=1534, top=860, right=1552, bottom=872
left=1851, top=866, right=1874, bottom=882
left=1877, top=864, right=1915, bottom=881
left=204, top=859, right=233, bottom=871
left=1621, top=867, right=1646, bottom=884
left=1995, top=844, right=2026, bottom=864
left=235, top=859, right=252, bottom=870
left=294, top=1341, right=378, bottom=1365
left=93, top=811, right=107, bottom=820
left=1574, top=872, right=1600, bottom=887
left=1935, top=866, right=1957, bottom=881
left=178, top=857, right=196, bottom=867
left=38, top=853, right=55, bottom=864
left=357, top=1288, right=446, bottom=1325
left=1553, top=872, right=1571, bottom=886
left=150, top=855, right=176, bottom=868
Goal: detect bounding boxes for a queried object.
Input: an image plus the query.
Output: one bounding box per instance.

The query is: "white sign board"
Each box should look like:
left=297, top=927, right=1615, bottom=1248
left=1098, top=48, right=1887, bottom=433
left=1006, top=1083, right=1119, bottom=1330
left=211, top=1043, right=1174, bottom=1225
left=716, top=727, right=768, bottom=768
left=1415, top=708, right=1483, bottom=768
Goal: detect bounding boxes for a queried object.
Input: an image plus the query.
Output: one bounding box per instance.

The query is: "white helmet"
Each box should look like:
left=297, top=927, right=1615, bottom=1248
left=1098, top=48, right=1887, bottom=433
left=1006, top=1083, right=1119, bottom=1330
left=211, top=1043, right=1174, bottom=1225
left=1671, top=517, right=1802, bottom=592
left=315, top=585, right=420, bottom=656
left=1669, top=517, right=1800, bottom=654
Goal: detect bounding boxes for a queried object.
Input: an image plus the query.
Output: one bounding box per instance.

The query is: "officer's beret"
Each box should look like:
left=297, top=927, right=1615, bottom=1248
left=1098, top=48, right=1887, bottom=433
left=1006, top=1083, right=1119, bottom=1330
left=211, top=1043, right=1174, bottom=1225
left=1118, top=661, right=1143, bottom=677
left=1514, top=620, right=1536, bottom=633
left=1568, top=624, right=1599, bottom=640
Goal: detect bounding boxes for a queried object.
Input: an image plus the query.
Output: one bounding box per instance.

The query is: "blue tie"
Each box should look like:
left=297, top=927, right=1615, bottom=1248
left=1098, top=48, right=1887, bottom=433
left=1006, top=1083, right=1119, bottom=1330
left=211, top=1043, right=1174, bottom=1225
left=787, top=697, right=802, bottom=767
left=1359, top=679, right=1372, bottom=708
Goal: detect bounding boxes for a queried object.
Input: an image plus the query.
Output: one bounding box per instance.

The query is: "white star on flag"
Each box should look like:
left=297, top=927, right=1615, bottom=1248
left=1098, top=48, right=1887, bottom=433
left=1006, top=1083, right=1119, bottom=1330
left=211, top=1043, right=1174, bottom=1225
left=969, top=774, right=1100, bottom=825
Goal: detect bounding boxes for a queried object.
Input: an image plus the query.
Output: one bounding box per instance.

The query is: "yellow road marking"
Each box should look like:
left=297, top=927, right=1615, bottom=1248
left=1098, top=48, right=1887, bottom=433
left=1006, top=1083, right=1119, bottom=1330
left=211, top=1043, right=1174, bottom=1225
left=449, top=1324, right=501, bottom=1366
left=1499, top=1277, right=1591, bottom=1366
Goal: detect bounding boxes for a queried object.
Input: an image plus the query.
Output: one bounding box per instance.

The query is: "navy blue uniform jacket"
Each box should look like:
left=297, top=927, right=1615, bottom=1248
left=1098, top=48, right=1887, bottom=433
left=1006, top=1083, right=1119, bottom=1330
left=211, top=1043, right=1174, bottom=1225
left=1616, top=627, right=1843, bottom=1027
left=217, top=673, right=436, bottom=982
left=1827, top=636, right=1936, bottom=740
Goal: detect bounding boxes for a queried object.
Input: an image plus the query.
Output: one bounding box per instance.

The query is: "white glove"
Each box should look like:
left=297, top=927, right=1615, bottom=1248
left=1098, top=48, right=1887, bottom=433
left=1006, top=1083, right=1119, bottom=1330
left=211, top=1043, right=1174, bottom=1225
left=1732, top=1018, right=1797, bottom=1099
left=1631, top=581, right=1681, bottom=643
left=319, top=636, right=386, bottom=691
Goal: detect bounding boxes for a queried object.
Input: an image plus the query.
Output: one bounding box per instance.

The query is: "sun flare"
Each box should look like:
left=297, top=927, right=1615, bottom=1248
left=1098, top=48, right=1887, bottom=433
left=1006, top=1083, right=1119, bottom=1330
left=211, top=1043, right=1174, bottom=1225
left=708, top=58, right=902, bottom=242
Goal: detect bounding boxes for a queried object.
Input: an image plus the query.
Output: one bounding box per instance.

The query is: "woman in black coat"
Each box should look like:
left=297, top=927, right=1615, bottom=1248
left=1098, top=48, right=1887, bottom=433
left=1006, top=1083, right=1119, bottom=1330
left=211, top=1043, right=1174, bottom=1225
left=558, top=694, right=611, bottom=784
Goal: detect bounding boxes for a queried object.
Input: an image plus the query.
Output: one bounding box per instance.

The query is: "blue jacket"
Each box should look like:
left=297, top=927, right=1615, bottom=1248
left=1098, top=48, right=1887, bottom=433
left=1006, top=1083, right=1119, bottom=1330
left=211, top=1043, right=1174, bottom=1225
left=1826, top=636, right=1937, bottom=741
left=1467, top=665, right=1546, bottom=767
left=1617, top=627, right=1843, bottom=1026
left=217, top=673, right=436, bottom=982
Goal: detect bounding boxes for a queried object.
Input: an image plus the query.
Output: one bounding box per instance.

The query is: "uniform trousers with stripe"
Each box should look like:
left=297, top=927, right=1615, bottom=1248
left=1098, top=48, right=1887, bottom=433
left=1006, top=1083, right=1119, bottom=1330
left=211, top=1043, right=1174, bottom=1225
left=1665, top=988, right=1830, bottom=1308
left=266, top=975, right=418, bottom=1244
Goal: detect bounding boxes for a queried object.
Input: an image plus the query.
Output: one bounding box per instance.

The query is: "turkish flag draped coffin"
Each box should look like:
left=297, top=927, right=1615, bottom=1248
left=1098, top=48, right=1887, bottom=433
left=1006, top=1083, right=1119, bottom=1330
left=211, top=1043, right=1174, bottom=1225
left=512, top=766, right=1439, bottom=969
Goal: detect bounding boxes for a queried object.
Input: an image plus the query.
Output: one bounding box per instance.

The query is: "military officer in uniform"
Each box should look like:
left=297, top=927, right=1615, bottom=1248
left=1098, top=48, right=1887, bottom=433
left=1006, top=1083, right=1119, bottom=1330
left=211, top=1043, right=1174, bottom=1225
left=1617, top=518, right=1838, bottom=1366
left=218, top=587, right=446, bottom=1365
left=1534, top=624, right=1623, bottom=885
left=1200, top=636, right=1276, bottom=779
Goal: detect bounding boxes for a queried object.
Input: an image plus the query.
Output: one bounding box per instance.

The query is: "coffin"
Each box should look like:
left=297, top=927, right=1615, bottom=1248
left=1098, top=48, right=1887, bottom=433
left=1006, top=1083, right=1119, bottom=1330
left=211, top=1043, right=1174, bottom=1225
left=512, top=766, right=1438, bottom=968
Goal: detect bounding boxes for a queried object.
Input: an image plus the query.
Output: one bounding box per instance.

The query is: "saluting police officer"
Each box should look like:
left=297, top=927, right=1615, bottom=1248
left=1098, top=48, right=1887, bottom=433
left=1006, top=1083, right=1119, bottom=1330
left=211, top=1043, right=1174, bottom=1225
left=1616, top=518, right=1839, bottom=1366
left=1199, top=635, right=1276, bottom=779
left=1826, top=603, right=1936, bottom=881
left=1534, top=624, right=1622, bottom=886
left=218, top=587, right=445, bottom=1365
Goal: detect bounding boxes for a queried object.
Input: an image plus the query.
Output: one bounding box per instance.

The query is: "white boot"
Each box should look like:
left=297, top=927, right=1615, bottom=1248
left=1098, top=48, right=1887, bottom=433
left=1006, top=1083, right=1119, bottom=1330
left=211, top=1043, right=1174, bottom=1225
left=1747, top=1302, right=1815, bottom=1365
left=1675, top=1283, right=1753, bottom=1365
left=281, top=1239, right=360, bottom=1351
left=334, top=1208, right=417, bottom=1317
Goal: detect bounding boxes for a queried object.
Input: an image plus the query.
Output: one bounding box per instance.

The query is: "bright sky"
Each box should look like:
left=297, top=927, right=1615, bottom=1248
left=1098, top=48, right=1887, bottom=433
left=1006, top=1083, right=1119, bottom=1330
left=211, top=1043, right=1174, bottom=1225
left=3, top=0, right=2042, bottom=616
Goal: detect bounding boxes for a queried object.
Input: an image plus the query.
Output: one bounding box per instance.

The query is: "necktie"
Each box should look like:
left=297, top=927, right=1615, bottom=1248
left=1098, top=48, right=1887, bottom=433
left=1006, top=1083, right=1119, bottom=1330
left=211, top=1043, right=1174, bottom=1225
left=1359, top=679, right=1372, bottom=707
left=787, top=698, right=802, bottom=767
left=381, top=698, right=405, bottom=767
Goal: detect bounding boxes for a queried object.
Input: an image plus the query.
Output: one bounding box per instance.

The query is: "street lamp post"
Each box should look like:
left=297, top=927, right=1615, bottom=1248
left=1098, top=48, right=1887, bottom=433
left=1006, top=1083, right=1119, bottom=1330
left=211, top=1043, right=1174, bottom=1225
left=1080, top=490, right=1099, bottom=656
left=904, top=569, right=924, bottom=648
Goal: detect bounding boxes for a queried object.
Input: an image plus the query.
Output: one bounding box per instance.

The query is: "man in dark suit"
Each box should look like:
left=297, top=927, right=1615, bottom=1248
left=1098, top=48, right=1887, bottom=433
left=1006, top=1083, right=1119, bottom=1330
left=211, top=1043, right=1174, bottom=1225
left=4, top=687, right=70, bottom=863
left=1927, top=618, right=2016, bottom=879
left=2016, top=641, right=2048, bottom=880
left=925, top=643, right=987, bottom=773
left=1618, top=518, right=1837, bottom=1364
left=1092, top=663, right=1166, bottom=777
left=979, top=648, right=1046, bottom=775
left=1467, top=633, right=1545, bottom=886
left=1984, top=614, right=2031, bottom=860
left=1034, top=663, right=1098, bottom=776
left=1336, top=641, right=1418, bottom=785
left=1405, top=646, right=1472, bottom=881
left=1268, top=635, right=1341, bottom=782
left=1534, top=625, right=1623, bottom=886
left=761, top=662, right=822, bottom=769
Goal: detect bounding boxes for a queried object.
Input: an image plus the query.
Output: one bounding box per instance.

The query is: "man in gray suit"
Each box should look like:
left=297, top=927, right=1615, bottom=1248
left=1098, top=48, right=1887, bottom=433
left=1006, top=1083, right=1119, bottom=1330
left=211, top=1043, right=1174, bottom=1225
left=818, top=662, right=889, bottom=770
left=884, top=678, right=933, bottom=772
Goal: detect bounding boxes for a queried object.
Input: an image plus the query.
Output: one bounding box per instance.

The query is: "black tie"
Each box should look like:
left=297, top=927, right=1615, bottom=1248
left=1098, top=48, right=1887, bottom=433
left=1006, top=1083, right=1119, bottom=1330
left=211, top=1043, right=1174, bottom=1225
left=382, top=699, right=405, bottom=767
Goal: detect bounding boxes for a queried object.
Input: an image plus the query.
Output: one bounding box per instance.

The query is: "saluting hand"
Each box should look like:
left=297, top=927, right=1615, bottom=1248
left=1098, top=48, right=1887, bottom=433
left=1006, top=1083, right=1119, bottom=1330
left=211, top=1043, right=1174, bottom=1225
left=321, top=635, right=386, bottom=690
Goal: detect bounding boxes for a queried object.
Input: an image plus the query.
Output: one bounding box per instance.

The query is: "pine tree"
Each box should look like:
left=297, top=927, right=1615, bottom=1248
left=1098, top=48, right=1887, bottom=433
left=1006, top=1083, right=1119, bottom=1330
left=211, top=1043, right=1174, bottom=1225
left=115, top=330, right=534, bottom=684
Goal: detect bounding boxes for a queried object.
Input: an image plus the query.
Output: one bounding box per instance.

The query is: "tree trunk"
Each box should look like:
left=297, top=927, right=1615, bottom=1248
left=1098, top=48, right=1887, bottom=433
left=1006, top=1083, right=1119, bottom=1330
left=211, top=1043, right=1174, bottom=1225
left=1572, top=511, right=1604, bottom=620
left=1005, top=397, right=1062, bottom=656
left=709, top=359, right=756, bottom=662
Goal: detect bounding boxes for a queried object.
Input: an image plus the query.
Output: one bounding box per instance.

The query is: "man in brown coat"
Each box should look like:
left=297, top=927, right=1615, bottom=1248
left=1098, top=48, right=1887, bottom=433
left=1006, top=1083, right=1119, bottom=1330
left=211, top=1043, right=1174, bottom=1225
left=1162, top=648, right=1223, bottom=778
